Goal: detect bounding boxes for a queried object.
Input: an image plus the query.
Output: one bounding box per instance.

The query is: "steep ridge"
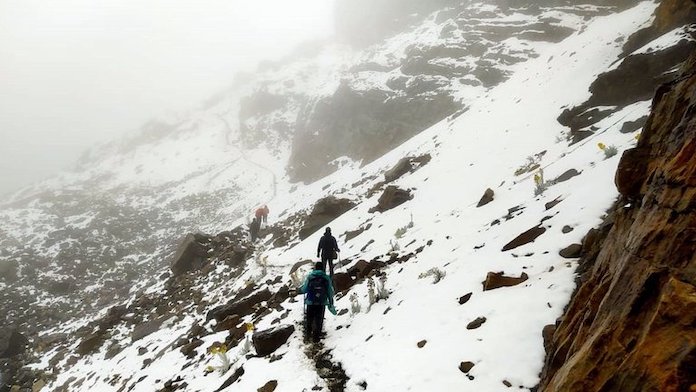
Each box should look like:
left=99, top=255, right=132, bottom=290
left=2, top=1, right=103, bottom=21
left=2, top=1, right=695, bottom=391
left=537, top=51, right=696, bottom=392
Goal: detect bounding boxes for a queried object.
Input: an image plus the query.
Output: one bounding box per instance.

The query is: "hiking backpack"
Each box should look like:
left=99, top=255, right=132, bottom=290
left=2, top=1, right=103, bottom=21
left=307, top=275, right=328, bottom=305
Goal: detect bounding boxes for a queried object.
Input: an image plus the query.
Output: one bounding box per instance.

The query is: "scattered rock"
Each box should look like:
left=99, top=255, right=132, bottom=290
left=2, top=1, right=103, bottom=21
left=483, top=272, right=529, bottom=291
left=216, top=366, right=245, bottom=391
left=552, top=169, right=581, bottom=183
left=476, top=188, right=495, bottom=207
left=252, top=325, right=295, bottom=356
left=132, top=315, right=174, bottom=342
left=369, top=186, right=413, bottom=213
left=501, top=225, right=546, bottom=251
left=76, top=332, right=106, bottom=356
left=458, top=293, right=472, bottom=305
left=559, top=244, right=582, bottom=258
left=545, top=197, right=562, bottom=210
left=207, top=289, right=273, bottom=322
left=180, top=339, right=203, bottom=359
left=257, top=380, right=278, bottom=392
left=466, top=317, right=487, bottom=330
left=417, top=340, right=427, bottom=348
left=459, top=361, right=475, bottom=373
left=561, top=225, right=574, bottom=234
left=503, top=380, right=512, bottom=387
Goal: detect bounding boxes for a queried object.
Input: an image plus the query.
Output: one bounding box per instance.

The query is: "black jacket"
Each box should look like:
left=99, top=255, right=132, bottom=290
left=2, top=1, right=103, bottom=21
left=317, top=234, right=339, bottom=257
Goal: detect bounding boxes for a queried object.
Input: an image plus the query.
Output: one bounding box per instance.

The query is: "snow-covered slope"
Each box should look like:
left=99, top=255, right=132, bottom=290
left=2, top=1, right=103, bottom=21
left=2, top=0, right=695, bottom=391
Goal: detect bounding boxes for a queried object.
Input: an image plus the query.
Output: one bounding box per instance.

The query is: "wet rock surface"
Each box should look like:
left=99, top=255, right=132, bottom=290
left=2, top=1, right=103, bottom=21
left=538, top=52, right=696, bottom=392
left=252, top=325, right=295, bottom=357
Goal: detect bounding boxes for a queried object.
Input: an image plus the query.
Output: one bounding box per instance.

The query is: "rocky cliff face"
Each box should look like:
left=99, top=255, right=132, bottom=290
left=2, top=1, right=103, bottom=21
left=538, top=52, right=696, bottom=392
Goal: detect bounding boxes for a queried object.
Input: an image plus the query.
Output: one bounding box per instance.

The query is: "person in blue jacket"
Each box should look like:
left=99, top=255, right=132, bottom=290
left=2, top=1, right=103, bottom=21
left=297, top=262, right=337, bottom=342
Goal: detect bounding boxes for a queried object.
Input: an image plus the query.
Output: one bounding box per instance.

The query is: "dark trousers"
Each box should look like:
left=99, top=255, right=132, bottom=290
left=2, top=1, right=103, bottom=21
left=305, top=304, right=325, bottom=342
left=321, top=255, right=335, bottom=277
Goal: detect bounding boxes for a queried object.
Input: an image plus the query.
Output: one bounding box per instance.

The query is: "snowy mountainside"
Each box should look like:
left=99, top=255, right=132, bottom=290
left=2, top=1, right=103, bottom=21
left=0, top=0, right=644, bottom=335
left=2, top=0, right=695, bottom=391
left=7, top=1, right=693, bottom=391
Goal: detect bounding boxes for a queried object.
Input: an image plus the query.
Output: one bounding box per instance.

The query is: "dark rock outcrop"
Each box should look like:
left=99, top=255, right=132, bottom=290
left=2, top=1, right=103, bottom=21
left=538, top=52, right=696, bottom=392
left=298, top=197, right=356, bottom=240
left=252, top=325, right=295, bottom=356
left=170, top=233, right=211, bottom=276
left=559, top=244, right=582, bottom=259
left=369, top=186, right=413, bottom=213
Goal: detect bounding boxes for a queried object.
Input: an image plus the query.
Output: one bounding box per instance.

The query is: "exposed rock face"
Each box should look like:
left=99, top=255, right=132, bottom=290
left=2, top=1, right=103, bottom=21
left=170, top=233, right=211, bottom=276
left=298, top=196, right=356, bottom=240
left=558, top=0, right=696, bottom=135
left=501, top=225, right=546, bottom=251
left=207, top=289, right=273, bottom=323
left=252, top=325, right=295, bottom=356
left=538, top=54, right=696, bottom=392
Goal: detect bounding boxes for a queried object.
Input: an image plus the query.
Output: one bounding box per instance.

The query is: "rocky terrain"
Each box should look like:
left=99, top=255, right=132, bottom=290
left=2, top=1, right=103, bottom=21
left=1, top=0, right=694, bottom=391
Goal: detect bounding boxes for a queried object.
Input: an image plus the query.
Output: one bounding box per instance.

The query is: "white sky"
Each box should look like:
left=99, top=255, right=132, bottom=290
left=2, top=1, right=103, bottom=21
left=0, top=0, right=335, bottom=195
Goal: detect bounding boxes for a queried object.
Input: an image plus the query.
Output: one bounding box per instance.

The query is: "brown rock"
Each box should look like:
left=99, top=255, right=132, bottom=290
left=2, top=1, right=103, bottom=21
left=466, top=317, right=487, bottom=330
left=552, top=169, right=581, bottom=184
left=559, top=244, right=582, bottom=258
left=180, top=338, right=203, bottom=359
left=501, top=225, right=546, bottom=251
left=417, top=340, right=427, bottom=348
left=476, top=188, right=495, bottom=207
left=458, top=292, right=472, bottom=305
left=542, top=324, right=556, bottom=354
left=76, top=332, right=105, bottom=356
left=483, top=272, right=529, bottom=291
left=257, top=380, right=278, bottom=392
left=561, top=225, right=574, bottom=234
left=333, top=272, right=356, bottom=292
left=252, top=325, right=295, bottom=356
left=459, top=361, right=475, bottom=373
left=545, top=197, right=563, bottom=210
left=369, top=186, right=413, bottom=213
left=0, top=328, right=29, bottom=358
left=132, top=315, right=173, bottom=342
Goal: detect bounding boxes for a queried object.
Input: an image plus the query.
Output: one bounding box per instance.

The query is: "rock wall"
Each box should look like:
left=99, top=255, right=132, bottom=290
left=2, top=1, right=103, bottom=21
left=537, top=53, right=696, bottom=391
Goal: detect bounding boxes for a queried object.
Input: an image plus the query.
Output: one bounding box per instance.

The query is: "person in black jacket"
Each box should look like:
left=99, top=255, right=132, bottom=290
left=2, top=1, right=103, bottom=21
left=317, top=227, right=340, bottom=277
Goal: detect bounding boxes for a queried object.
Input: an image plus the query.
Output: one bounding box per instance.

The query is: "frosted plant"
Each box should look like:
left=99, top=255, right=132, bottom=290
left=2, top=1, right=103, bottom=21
left=533, top=169, right=547, bottom=196
left=349, top=293, right=361, bottom=316
left=238, top=323, right=254, bottom=355
left=389, top=239, right=400, bottom=252
left=394, top=213, right=415, bottom=239
left=376, top=275, right=389, bottom=300
left=419, top=267, right=446, bottom=284
left=597, top=142, right=618, bottom=159
left=207, top=344, right=232, bottom=375
left=367, top=278, right=377, bottom=311
left=290, top=269, right=302, bottom=288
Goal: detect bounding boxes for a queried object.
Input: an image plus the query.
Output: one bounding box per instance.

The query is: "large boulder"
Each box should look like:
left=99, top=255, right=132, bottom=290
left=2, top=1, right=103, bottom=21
left=0, top=328, right=28, bottom=358
left=298, top=197, right=356, bottom=240
left=170, top=233, right=211, bottom=276
left=369, top=186, right=413, bottom=213
left=476, top=188, right=495, bottom=207
left=252, top=325, right=295, bottom=356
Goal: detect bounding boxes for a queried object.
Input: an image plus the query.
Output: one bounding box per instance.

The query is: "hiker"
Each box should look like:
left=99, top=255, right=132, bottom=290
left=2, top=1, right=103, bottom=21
left=317, top=227, right=340, bottom=277
left=255, top=205, right=269, bottom=224
left=296, top=262, right=336, bottom=342
left=249, top=217, right=260, bottom=242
